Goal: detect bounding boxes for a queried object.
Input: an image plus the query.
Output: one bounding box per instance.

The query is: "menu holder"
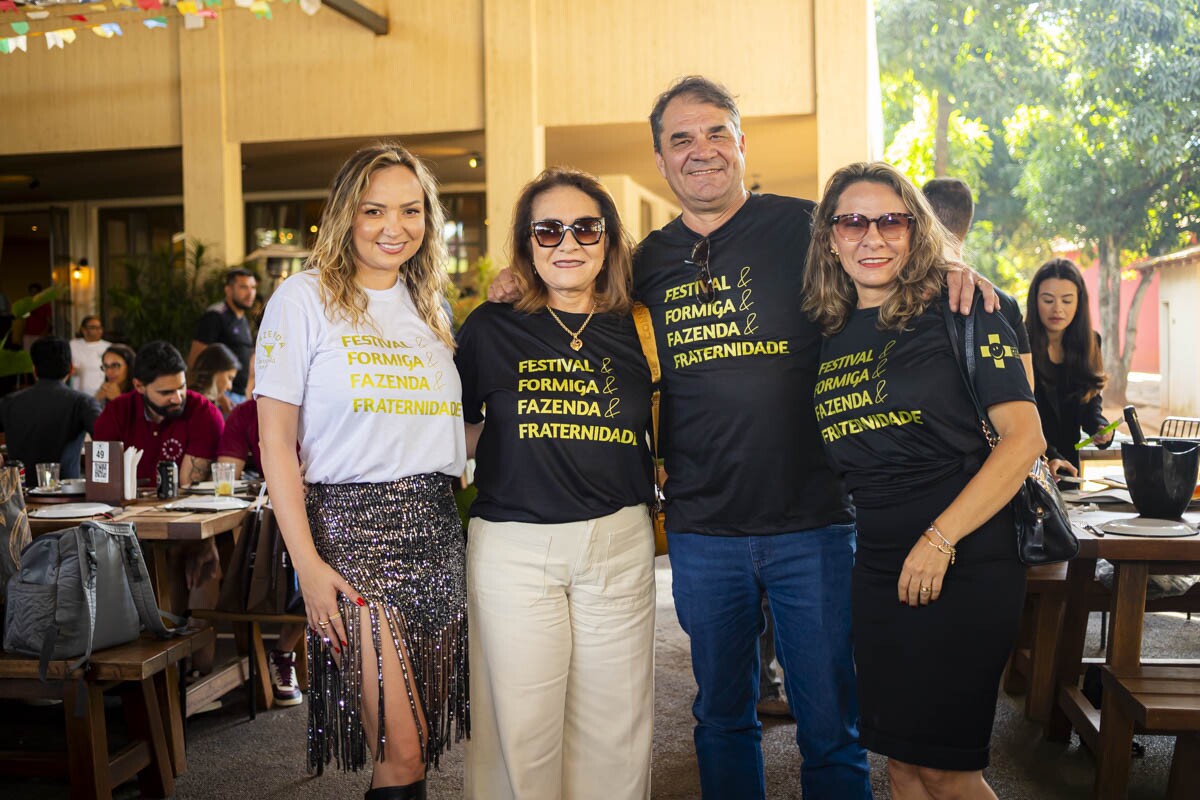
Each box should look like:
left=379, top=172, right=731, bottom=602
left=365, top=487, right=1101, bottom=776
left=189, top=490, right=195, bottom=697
left=85, top=441, right=141, bottom=503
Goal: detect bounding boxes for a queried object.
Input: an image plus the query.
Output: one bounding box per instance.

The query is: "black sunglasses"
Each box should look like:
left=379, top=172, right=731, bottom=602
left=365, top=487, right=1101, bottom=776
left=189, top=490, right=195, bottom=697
left=685, top=237, right=717, bottom=304
left=830, top=212, right=915, bottom=242
left=530, top=217, right=605, bottom=248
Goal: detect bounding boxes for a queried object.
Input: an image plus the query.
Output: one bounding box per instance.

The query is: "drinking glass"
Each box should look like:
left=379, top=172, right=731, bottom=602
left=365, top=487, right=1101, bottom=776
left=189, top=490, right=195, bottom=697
left=35, top=462, right=60, bottom=491
left=211, top=463, right=237, bottom=497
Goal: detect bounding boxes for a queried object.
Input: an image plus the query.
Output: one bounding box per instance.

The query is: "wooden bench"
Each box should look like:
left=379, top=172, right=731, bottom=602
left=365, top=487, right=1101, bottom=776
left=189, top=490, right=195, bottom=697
left=1004, top=563, right=1200, bottom=722
left=190, top=609, right=308, bottom=718
left=1098, top=665, right=1200, bottom=799
left=0, top=627, right=214, bottom=799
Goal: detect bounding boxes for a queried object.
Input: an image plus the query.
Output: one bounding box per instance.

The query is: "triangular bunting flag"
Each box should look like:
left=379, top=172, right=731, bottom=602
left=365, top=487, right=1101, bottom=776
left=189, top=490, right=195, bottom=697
left=11, top=20, right=28, bottom=33
left=177, top=1, right=197, bottom=13
left=300, top=0, right=320, bottom=15
left=250, top=0, right=270, bottom=18
left=102, top=22, right=123, bottom=35
left=91, top=4, right=108, bottom=11
left=0, top=1, right=16, bottom=12
left=234, top=0, right=253, bottom=7
left=183, top=13, right=203, bottom=29
left=143, top=15, right=168, bottom=28
left=45, top=30, right=63, bottom=49
left=203, top=0, right=221, bottom=6
left=26, top=11, right=49, bottom=19
left=92, top=24, right=114, bottom=38
left=70, top=14, right=88, bottom=21
left=137, top=0, right=162, bottom=10
left=198, top=8, right=217, bottom=17
left=113, top=0, right=133, bottom=6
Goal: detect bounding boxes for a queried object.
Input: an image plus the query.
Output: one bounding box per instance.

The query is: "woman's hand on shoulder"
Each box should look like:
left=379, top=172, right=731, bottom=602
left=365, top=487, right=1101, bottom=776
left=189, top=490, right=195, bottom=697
left=296, top=559, right=365, bottom=654
left=487, top=267, right=520, bottom=303
left=945, top=263, right=999, bottom=314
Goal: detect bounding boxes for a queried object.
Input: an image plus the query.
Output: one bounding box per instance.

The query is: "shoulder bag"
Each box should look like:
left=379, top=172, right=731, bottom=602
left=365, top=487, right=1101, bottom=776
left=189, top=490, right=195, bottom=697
left=941, top=299, right=1079, bottom=565
left=4, top=520, right=183, bottom=678
left=632, top=302, right=668, bottom=557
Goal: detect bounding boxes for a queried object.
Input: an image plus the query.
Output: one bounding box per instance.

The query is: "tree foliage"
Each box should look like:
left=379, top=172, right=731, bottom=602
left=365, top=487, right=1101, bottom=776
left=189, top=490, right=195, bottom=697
left=877, top=0, right=1200, bottom=402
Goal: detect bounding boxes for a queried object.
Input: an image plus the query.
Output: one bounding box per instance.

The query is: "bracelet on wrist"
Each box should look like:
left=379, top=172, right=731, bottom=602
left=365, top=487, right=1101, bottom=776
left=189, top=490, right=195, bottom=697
left=924, top=527, right=956, bottom=565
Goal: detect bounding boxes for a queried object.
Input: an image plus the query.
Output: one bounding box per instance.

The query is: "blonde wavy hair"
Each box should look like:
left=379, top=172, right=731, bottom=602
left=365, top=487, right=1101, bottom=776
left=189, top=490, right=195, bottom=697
left=307, top=141, right=453, bottom=349
left=802, top=161, right=954, bottom=335
left=508, top=167, right=636, bottom=315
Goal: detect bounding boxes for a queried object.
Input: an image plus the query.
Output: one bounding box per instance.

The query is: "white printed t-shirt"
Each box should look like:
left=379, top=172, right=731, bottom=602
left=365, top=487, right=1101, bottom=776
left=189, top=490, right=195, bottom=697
left=253, top=270, right=466, bottom=485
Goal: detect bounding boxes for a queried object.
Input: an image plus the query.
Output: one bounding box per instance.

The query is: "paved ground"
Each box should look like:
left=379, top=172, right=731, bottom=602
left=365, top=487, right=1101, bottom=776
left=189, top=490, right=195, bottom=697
left=6, top=556, right=1199, bottom=799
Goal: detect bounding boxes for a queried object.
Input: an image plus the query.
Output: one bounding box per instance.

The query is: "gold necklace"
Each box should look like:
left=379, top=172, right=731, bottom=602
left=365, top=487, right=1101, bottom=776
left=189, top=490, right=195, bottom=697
left=546, top=303, right=597, bottom=351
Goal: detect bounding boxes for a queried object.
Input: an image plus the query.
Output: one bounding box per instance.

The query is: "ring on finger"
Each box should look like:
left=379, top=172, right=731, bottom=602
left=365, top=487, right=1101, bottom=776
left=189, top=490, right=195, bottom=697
left=919, top=586, right=931, bottom=593
left=317, top=619, right=329, bottom=627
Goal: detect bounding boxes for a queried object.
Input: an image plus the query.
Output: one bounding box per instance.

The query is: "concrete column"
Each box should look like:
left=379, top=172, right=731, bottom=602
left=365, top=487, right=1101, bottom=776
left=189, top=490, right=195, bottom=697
left=814, top=0, right=884, bottom=194
left=179, top=21, right=244, bottom=267
left=483, top=0, right=545, bottom=258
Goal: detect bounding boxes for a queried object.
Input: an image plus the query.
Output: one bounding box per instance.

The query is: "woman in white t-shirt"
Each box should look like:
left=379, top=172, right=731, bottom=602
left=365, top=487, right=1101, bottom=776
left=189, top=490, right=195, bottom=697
left=255, top=142, right=468, bottom=800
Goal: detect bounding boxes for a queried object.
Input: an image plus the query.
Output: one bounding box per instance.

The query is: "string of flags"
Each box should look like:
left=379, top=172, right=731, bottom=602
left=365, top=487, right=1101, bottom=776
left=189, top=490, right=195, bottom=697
left=0, top=0, right=323, bottom=54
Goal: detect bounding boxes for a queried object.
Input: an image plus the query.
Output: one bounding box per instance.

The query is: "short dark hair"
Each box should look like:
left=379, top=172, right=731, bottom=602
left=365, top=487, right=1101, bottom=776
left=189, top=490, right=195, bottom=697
left=30, top=336, right=71, bottom=380
left=225, top=268, right=256, bottom=286
left=649, top=75, right=741, bottom=154
left=133, top=340, right=187, bottom=385
left=79, top=315, right=101, bottom=330
left=921, top=178, right=974, bottom=242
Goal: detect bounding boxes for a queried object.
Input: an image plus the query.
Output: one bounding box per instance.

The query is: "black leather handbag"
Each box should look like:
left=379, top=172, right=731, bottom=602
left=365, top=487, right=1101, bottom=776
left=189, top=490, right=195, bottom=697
left=942, top=300, right=1079, bottom=565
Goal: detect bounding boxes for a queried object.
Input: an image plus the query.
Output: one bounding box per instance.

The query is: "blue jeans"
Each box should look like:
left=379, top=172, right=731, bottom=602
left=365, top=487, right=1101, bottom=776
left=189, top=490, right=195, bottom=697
left=668, top=524, right=871, bottom=800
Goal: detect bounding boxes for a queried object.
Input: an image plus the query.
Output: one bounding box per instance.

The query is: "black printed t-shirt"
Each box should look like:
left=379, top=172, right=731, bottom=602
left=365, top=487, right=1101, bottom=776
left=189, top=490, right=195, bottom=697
left=634, top=193, right=853, bottom=536
left=195, top=302, right=255, bottom=395
left=814, top=300, right=1035, bottom=510
left=455, top=301, right=654, bottom=524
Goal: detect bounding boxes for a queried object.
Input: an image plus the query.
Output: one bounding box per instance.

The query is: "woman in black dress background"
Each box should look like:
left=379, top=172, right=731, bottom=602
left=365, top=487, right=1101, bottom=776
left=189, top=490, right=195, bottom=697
left=802, top=161, right=1045, bottom=799
left=1025, top=258, right=1110, bottom=477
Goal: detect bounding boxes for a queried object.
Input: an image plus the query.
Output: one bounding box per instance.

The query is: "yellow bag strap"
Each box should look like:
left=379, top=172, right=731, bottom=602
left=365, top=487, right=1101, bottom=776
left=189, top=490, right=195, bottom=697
left=632, top=302, right=663, bottom=499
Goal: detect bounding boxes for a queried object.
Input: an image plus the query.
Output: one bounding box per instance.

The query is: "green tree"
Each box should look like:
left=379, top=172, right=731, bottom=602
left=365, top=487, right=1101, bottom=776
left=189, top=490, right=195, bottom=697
left=1007, top=0, right=1200, bottom=402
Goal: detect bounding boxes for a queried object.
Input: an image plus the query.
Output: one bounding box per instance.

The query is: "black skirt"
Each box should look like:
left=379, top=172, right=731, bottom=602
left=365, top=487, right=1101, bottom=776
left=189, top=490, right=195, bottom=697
left=851, top=475, right=1025, bottom=771
left=304, top=474, right=469, bottom=773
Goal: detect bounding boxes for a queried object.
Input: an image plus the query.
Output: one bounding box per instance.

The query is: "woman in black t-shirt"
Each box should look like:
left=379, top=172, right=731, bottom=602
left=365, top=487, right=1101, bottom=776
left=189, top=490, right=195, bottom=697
left=1025, top=258, right=1111, bottom=475
left=455, top=168, right=655, bottom=800
left=801, top=162, right=1045, bottom=798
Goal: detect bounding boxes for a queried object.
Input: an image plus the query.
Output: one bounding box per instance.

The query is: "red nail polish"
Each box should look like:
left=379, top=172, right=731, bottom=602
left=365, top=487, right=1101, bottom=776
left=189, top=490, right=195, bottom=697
left=341, top=640, right=348, bottom=647
left=356, top=597, right=366, bottom=606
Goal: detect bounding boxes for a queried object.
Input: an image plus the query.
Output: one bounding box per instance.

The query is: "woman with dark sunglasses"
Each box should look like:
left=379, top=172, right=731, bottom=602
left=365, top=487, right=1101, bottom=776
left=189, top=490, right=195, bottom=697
left=95, top=343, right=136, bottom=407
left=455, top=167, right=656, bottom=800
left=802, top=162, right=1044, bottom=800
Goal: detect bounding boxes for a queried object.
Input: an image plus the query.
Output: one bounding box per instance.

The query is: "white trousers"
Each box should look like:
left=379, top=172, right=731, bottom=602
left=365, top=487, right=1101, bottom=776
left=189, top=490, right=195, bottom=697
left=465, top=504, right=656, bottom=800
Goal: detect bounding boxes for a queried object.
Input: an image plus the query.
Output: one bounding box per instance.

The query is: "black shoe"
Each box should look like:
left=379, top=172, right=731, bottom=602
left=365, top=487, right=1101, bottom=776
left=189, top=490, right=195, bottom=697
left=364, top=781, right=427, bottom=800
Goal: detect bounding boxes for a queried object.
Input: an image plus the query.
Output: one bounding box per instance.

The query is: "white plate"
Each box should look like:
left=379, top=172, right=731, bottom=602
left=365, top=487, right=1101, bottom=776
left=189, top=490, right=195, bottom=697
left=1100, top=517, right=1198, bottom=537
left=29, top=481, right=87, bottom=496
left=161, top=496, right=251, bottom=512
left=187, top=480, right=251, bottom=492
left=28, top=502, right=118, bottom=519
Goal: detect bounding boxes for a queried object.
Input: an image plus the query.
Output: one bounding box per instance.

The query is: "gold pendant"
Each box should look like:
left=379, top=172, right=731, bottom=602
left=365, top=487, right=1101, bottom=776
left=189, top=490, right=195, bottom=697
left=570, top=337, right=583, bottom=351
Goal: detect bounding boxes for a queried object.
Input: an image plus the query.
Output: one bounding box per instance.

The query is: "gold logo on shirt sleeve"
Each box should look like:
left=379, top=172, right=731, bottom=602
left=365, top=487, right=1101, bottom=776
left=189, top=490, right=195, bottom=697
left=979, top=333, right=1018, bottom=368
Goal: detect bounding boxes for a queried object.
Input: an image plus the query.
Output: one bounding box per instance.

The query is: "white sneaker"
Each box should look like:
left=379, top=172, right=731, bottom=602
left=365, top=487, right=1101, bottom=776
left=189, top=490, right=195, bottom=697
left=268, top=649, right=302, bottom=706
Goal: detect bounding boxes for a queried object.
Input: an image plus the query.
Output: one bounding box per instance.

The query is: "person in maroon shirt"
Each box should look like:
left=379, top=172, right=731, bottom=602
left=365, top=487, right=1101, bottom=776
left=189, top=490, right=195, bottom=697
left=94, top=340, right=225, bottom=486
left=93, top=340, right=226, bottom=671
left=216, top=396, right=261, bottom=476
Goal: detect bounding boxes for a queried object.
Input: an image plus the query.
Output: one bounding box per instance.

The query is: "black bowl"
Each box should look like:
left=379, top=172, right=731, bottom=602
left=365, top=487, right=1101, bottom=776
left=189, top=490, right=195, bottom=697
left=1121, top=441, right=1200, bottom=520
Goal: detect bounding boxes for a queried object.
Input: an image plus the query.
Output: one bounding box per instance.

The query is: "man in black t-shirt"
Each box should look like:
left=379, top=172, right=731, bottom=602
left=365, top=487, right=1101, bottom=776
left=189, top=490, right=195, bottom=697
left=189, top=268, right=257, bottom=401
left=489, top=77, right=997, bottom=800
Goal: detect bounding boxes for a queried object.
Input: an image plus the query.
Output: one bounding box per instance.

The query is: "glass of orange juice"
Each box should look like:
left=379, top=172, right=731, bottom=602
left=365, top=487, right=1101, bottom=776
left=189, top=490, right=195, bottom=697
left=212, top=463, right=237, bottom=497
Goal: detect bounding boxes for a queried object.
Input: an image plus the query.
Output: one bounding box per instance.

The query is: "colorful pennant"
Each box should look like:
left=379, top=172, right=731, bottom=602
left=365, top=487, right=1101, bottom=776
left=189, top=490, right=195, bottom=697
left=143, top=15, right=167, bottom=28
left=10, top=20, right=27, bottom=34
left=0, top=35, right=26, bottom=53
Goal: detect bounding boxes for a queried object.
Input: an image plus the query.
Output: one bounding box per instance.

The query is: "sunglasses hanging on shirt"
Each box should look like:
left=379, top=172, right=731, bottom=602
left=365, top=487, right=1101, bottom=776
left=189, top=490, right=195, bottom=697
left=686, top=237, right=718, bottom=304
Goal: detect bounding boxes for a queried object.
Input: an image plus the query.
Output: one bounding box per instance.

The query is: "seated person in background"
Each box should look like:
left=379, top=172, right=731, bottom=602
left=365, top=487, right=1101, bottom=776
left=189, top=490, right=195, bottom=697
left=96, top=343, right=136, bottom=407
left=0, top=336, right=102, bottom=487
left=94, top=340, right=227, bottom=668
left=189, top=268, right=257, bottom=403
left=189, top=343, right=241, bottom=417
left=1025, top=258, right=1110, bottom=477
left=216, top=394, right=306, bottom=707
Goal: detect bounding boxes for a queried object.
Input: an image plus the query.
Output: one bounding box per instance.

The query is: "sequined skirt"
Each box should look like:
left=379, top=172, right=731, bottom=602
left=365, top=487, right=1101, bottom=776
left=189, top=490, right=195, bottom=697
left=304, top=473, right=469, bottom=774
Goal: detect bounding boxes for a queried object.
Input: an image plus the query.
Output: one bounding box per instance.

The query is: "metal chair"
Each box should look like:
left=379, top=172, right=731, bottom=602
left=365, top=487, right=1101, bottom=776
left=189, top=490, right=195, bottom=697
left=1160, top=416, right=1200, bottom=439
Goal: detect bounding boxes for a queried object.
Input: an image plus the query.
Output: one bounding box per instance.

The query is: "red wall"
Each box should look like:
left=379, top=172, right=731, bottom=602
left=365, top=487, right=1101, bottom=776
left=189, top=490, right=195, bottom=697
left=1056, top=248, right=1159, bottom=374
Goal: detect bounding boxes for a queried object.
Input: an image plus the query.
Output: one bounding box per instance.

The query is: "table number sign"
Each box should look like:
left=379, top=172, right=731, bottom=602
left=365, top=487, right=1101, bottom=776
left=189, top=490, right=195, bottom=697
left=86, top=440, right=125, bottom=504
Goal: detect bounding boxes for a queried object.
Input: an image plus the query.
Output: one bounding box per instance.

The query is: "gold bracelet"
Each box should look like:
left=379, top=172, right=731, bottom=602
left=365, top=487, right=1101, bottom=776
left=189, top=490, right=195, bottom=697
left=927, top=521, right=954, bottom=547
left=924, top=530, right=956, bottom=565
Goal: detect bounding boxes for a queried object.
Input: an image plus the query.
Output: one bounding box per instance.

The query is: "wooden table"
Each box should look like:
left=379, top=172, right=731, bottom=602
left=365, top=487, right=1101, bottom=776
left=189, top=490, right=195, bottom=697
left=1043, top=506, right=1200, bottom=797
left=26, top=495, right=257, bottom=715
